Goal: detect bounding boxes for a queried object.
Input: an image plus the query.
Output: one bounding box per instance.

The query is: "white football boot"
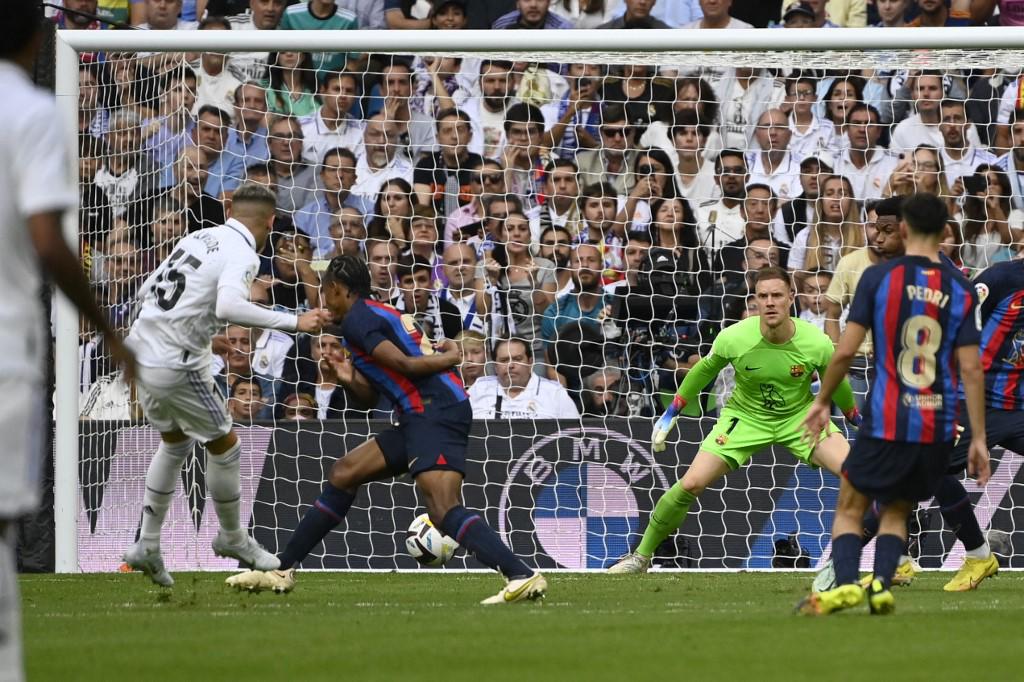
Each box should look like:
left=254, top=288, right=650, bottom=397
left=226, top=568, right=296, bottom=594
left=123, top=542, right=174, bottom=587
left=606, top=552, right=651, bottom=574
left=480, top=572, right=548, bottom=605
left=211, top=532, right=280, bottom=570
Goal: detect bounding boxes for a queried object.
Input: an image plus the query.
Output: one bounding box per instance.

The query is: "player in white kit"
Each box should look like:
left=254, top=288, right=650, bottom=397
left=123, top=183, right=331, bottom=586
left=1, top=4, right=136, bottom=680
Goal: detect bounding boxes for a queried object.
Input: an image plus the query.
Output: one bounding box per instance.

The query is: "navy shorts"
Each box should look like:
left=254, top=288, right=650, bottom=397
left=949, top=403, right=1024, bottom=474
left=375, top=400, right=472, bottom=478
left=842, top=436, right=952, bottom=504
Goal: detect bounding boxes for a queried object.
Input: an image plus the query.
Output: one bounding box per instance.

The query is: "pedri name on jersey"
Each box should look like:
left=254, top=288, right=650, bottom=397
left=905, top=284, right=949, bottom=308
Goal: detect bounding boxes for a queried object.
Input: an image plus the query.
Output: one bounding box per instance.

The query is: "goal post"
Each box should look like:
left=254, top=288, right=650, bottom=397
left=53, top=27, right=1024, bottom=574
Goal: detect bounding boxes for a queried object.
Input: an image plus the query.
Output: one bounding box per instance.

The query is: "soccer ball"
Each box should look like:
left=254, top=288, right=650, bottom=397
left=405, top=513, right=459, bottom=566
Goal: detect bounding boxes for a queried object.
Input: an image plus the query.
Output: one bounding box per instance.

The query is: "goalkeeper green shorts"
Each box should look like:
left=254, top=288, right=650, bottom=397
left=699, top=406, right=840, bottom=470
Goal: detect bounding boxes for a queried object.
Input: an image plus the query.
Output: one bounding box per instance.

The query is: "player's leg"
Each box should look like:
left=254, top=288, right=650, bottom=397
left=0, top=521, right=24, bottom=682
left=807, top=431, right=849, bottom=476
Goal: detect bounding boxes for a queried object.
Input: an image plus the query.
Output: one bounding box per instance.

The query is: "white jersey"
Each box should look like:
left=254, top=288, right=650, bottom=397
left=128, top=219, right=294, bottom=372
left=0, top=62, right=77, bottom=383
left=468, top=374, right=580, bottom=420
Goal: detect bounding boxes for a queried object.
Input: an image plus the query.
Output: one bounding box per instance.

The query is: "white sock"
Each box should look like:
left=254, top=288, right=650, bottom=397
left=140, top=439, right=193, bottom=548
left=0, top=523, right=25, bottom=682
left=966, top=541, right=991, bottom=560
left=207, top=442, right=245, bottom=544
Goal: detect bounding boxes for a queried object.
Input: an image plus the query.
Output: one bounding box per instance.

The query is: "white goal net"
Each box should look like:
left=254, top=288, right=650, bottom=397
left=56, top=27, right=1024, bottom=574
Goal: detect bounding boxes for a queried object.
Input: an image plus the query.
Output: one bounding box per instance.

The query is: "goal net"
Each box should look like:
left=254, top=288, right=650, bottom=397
left=56, top=28, right=1024, bottom=574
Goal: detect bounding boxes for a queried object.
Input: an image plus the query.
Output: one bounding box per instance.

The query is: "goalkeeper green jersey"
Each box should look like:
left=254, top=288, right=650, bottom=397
left=679, top=316, right=853, bottom=420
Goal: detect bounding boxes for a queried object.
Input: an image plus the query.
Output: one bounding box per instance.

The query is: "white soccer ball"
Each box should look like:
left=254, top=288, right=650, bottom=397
left=405, top=513, right=459, bottom=567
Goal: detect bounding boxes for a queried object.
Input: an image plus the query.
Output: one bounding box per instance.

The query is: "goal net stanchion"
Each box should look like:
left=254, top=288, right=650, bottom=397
left=53, top=27, right=1024, bottom=575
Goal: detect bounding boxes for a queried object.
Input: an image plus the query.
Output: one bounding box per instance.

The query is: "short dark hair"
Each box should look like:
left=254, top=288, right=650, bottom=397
left=494, top=337, right=533, bottom=361
left=847, top=102, right=881, bottom=124
left=229, top=377, right=262, bottom=398
left=1, top=0, right=43, bottom=58
left=601, top=103, right=628, bottom=125
left=545, top=157, right=578, bottom=175
left=940, top=98, right=967, bottom=112
left=504, top=102, right=544, bottom=133
left=320, top=69, right=360, bottom=92
left=199, top=16, right=232, bottom=30
left=197, top=104, right=233, bottom=128
left=715, top=148, right=747, bottom=174
left=324, top=254, right=372, bottom=297
left=320, top=146, right=357, bottom=167
left=671, top=108, right=710, bottom=141
left=435, top=107, right=472, bottom=129
left=900, top=192, right=948, bottom=237
left=396, top=255, right=433, bottom=281
left=754, top=266, right=792, bottom=291
left=871, top=195, right=904, bottom=218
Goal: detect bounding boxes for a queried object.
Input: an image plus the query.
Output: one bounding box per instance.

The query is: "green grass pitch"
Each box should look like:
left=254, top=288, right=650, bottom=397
left=23, top=572, right=1024, bottom=681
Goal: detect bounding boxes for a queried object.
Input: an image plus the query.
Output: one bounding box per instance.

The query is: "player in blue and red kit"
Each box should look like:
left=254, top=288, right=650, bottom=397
left=798, top=193, right=990, bottom=615
left=227, top=255, right=547, bottom=604
left=939, top=258, right=1024, bottom=590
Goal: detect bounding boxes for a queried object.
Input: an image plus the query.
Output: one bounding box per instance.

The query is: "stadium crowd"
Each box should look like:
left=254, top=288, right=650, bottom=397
left=69, top=0, right=1024, bottom=423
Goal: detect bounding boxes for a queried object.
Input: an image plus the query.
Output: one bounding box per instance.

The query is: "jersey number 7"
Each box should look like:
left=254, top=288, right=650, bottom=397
left=153, top=248, right=203, bottom=311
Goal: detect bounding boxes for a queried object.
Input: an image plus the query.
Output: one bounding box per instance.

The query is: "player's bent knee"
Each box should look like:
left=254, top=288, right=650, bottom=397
left=327, top=458, right=361, bottom=492
left=678, top=475, right=706, bottom=497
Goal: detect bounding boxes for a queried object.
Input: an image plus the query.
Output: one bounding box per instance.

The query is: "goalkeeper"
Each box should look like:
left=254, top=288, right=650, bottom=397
left=609, top=267, right=859, bottom=573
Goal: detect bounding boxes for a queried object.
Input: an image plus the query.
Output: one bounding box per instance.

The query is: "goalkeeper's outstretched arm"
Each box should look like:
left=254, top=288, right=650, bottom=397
left=651, top=353, right=729, bottom=452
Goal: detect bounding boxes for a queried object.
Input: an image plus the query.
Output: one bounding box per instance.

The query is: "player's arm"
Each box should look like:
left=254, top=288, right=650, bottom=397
left=823, top=299, right=843, bottom=344
left=29, top=212, right=136, bottom=380
left=370, top=338, right=461, bottom=378
left=334, top=357, right=379, bottom=410
left=215, top=261, right=329, bottom=333
left=957, top=344, right=990, bottom=484
left=802, top=321, right=867, bottom=443
left=651, top=352, right=729, bottom=452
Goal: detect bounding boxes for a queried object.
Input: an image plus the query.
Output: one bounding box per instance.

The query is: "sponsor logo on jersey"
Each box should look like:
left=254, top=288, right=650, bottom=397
left=790, top=365, right=806, bottom=378
left=901, top=393, right=944, bottom=410
left=497, top=427, right=671, bottom=569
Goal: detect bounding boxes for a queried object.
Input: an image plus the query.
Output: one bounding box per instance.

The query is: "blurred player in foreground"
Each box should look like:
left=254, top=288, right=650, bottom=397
left=608, top=266, right=861, bottom=574
left=798, top=193, right=989, bottom=616
left=227, top=255, right=547, bottom=604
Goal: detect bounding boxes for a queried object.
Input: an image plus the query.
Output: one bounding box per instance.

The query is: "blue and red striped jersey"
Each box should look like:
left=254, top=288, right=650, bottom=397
left=339, top=298, right=467, bottom=414
left=973, top=260, right=1024, bottom=411
left=848, top=255, right=981, bottom=443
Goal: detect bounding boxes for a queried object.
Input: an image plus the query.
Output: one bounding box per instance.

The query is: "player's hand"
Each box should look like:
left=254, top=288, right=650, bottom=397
left=968, top=438, right=991, bottom=486
left=651, top=414, right=678, bottom=453
left=297, top=308, right=332, bottom=333
left=801, top=401, right=832, bottom=448
left=436, top=339, right=461, bottom=366
left=108, top=336, right=137, bottom=387
left=842, top=406, right=862, bottom=428
left=211, top=334, right=232, bottom=356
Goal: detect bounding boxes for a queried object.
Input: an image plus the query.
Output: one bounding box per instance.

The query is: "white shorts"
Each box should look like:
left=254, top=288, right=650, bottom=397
left=0, top=381, right=44, bottom=519
left=136, top=366, right=232, bottom=444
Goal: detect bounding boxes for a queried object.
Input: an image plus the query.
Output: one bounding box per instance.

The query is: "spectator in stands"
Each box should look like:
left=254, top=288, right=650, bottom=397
left=705, top=238, right=780, bottom=326
left=194, top=17, right=241, bottom=116
left=684, top=0, right=754, bottom=27
left=581, top=365, right=626, bottom=416
left=94, top=110, right=160, bottom=218
left=409, top=206, right=445, bottom=284
left=874, top=0, right=909, bottom=25
left=892, top=71, right=982, bottom=153
left=414, top=108, right=482, bottom=215
left=56, top=0, right=103, bottom=32
left=367, top=238, right=401, bottom=302
left=227, top=0, right=288, bottom=82
left=718, top=183, right=781, bottom=273
left=138, top=0, right=196, bottom=29
left=577, top=104, right=639, bottom=196
left=439, top=243, right=490, bottom=335
left=645, top=195, right=711, bottom=318
left=353, top=113, right=415, bottom=200
left=395, top=257, right=462, bottom=341
left=996, top=107, right=1024, bottom=209
left=790, top=174, right=863, bottom=275
left=715, top=67, right=786, bottom=150
left=548, top=0, right=622, bottom=27
left=832, top=103, right=897, bottom=201
left=578, top=182, right=626, bottom=257
left=334, top=0, right=385, bottom=29
left=540, top=225, right=577, bottom=295
left=939, top=98, right=997, bottom=190
left=144, top=70, right=194, bottom=175
left=280, top=391, right=318, bottom=420
left=265, top=51, right=318, bottom=117
left=166, top=144, right=226, bottom=231
left=747, top=108, right=802, bottom=201
left=79, top=64, right=107, bottom=139
left=485, top=211, right=558, bottom=357
left=278, top=331, right=356, bottom=418
left=145, top=198, right=187, bottom=264
left=537, top=159, right=584, bottom=240
left=214, top=324, right=276, bottom=402
left=540, top=243, right=608, bottom=370
left=603, top=64, right=673, bottom=132
left=367, top=177, right=416, bottom=246
left=493, top=0, right=575, bottom=28
left=384, top=0, right=435, bottom=29
left=784, top=74, right=837, bottom=159
left=781, top=1, right=816, bottom=26
left=299, top=70, right=363, bottom=166
left=100, top=236, right=143, bottom=331
left=821, top=75, right=864, bottom=144
left=261, top=228, right=321, bottom=311
left=670, top=109, right=719, bottom=205
left=192, top=105, right=245, bottom=198
left=642, top=76, right=721, bottom=160
left=444, top=158, right=506, bottom=244
left=224, top=82, right=271, bottom=177
left=428, top=0, right=470, bottom=28
left=796, top=268, right=832, bottom=330
left=293, top=147, right=367, bottom=258
left=461, top=60, right=516, bottom=159
left=227, top=377, right=270, bottom=423
left=268, top=114, right=318, bottom=213
left=323, top=205, right=367, bottom=259
left=377, top=60, right=436, bottom=159
left=776, top=154, right=825, bottom=245
left=908, top=0, right=971, bottom=26
left=455, top=330, right=488, bottom=389
left=824, top=196, right=904, bottom=405
left=960, top=165, right=1018, bottom=271
left=279, top=1, right=358, bottom=73
left=781, top=0, right=840, bottom=27
left=885, top=144, right=954, bottom=211
left=606, top=229, right=652, bottom=296
left=599, top=0, right=671, bottom=27
left=551, top=63, right=602, bottom=160
left=501, top=103, right=549, bottom=210
left=468, top=337, right=580, bottom=419
left=695, top=149, right=749, bottom=252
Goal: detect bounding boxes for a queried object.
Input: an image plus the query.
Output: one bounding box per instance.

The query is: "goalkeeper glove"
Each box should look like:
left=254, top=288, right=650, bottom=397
left=843, top=406, right=862, bottom=427
left=652, top=394, right=686, bottom=453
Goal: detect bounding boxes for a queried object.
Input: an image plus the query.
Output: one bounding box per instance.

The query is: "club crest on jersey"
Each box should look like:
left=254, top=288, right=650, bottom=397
left=790, top=365, right=806, bottom=378
left=715, top=434, right=729, bottom=446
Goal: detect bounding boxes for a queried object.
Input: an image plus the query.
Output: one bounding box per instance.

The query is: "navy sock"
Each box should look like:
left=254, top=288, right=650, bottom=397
left=935, top=475, right=985, bottom=552
left=860, top=502, right=880, bottom=546
left=279, top=484, right=355, bottom=569
left=440, top=506, right=532, bottom=580
left=873, top=534, right=904, bottom=590
left=832, top=533, right=862, bottom=586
